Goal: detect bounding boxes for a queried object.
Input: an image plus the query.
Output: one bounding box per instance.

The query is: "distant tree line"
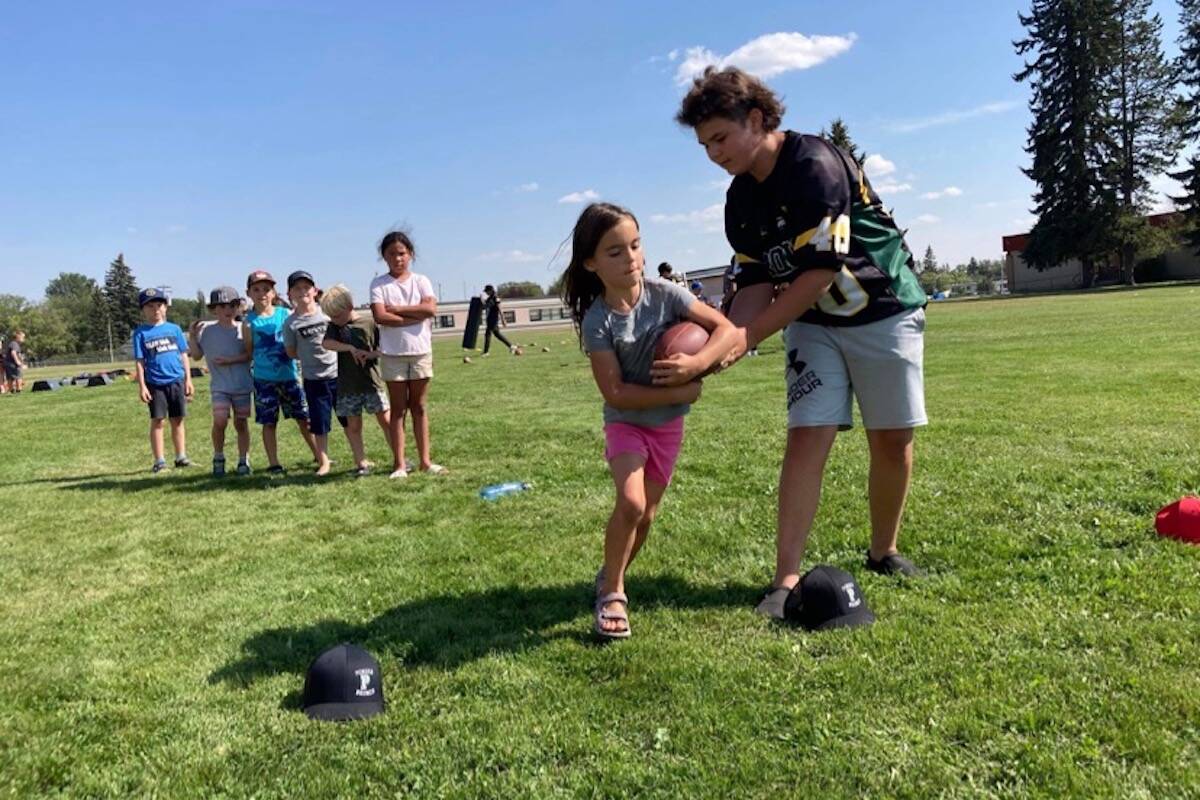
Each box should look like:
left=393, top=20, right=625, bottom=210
left=0, top=254, right=204, bottom=360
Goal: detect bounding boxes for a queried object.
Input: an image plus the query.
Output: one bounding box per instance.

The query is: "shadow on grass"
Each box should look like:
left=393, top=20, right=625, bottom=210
left=209, top=576, right=761, bottom=704
left=47, top=467, right=357, bottom=493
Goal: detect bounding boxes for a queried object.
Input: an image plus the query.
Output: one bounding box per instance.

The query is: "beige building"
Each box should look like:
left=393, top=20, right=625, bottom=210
left=1002, top=212, right=1200, bottom=292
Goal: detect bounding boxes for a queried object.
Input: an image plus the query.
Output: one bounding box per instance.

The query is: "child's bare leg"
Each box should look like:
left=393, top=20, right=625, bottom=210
left=262, top=423, right=280, bottom=467
left=295, top=418, right=319, bottom=460
left=149, top=418, right=166, bottom=462
left=169, top=417, right=186, bottom=459
left=211, top=410, right=230, bottom=455
left=314, top=433, right=331, bottom=475
left=374, top=408, right=393, bottom=452
left=344, top=415, right=367, bottom=467
left=385, top=382, right=409, bottom=474
left=233, top=417, right=250, bottom=461
left=598, top=454, right=650, bottom=635
left=407, top=378, right=432, bottom=469
left=624, top=477, right=668, bottom=574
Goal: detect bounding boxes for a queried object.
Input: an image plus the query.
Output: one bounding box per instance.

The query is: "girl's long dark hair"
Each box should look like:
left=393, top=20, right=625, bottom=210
left=559, top=202, right=638, bottom=344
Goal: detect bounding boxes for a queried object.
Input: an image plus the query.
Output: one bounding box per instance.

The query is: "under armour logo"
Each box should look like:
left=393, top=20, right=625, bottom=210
left=786, top=349, right=807, bottom=376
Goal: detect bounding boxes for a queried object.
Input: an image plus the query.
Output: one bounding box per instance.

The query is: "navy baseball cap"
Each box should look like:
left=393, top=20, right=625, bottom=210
left=302, top=643, right=385, bottom=722
left=138, top=287, right=167, bottom=307
left=287, top=270, right=317, bottom=290
left=784, top=565, right=875, bottom=631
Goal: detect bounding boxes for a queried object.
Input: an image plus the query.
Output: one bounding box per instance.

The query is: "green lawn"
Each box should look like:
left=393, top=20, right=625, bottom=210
left=1, top=287, right=1198, bottom=798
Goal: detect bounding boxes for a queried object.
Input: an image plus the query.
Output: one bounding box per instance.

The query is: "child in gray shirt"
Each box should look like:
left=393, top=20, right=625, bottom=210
left=188, top=286, right=254, bottom=476
left=283, top=271, right=338, bottom=476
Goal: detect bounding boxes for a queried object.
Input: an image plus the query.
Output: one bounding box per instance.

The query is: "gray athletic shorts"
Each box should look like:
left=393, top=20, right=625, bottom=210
left=783, top=307, right=926, bottom=430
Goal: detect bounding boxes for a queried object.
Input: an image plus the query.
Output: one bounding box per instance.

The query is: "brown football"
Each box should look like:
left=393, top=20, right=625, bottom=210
left=654, top=321, right=709, bottom=360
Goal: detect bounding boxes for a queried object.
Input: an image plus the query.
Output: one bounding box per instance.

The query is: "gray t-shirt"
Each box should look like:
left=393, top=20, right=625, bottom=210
left=195, top=323, right=253, bottom=395
left=283, top=310, right=338, bottom=380
left=582, top=277, right=696, bottom=427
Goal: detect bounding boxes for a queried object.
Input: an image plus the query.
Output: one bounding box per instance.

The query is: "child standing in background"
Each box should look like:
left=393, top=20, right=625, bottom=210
left=283, top=270, right=338, bottom=476
left=242, top=270, right=319, bottom=475
left=133, top=288, right=194, bottom=473
left=189, top=286, right=253, bottom=476
left=320, top=283, right=392, bottom=477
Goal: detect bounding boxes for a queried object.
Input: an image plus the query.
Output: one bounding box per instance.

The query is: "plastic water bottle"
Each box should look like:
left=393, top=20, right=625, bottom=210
left=479, top=481, right=531, bottom=501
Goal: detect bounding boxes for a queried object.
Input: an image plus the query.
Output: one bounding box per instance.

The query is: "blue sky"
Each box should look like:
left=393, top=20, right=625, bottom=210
left=0, top=1, right=1187, bottom=302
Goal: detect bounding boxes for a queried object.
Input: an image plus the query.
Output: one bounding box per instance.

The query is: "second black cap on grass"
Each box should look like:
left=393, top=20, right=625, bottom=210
left=784, top=565, right=875, bottom=631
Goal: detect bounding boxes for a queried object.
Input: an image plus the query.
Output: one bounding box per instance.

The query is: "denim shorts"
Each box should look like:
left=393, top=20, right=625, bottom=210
left=303, top=378, right=338, bottom=435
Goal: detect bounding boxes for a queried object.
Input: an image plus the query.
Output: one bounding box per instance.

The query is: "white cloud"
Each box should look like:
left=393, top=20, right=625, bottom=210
left=674, top=32, right=856, bottom=86
left=165, top=224, right=187, bottom=234
left=649, top=204, right=724, bottom=233
left=558, top=189, right=599, bottom=204
left=921, top=186, right=963, bottom=200
left=862, top=154, right=896, bottom=178
left=977, top=201, right=1002, bottom=209
left=874, top=181, right=913, bottom=196
left=913, top=214, right=941, bottom=224
left=1148, top=172, right=1181, bottom=213
left=1010, top=217, right=1036, bottom=229
left=887, top=101, right=1019, bottom=134
left=668, top=49, right=680, bottom=61
left=476, top=249, right=544, bottom=263
left=515, top=182, right=539, bottom=193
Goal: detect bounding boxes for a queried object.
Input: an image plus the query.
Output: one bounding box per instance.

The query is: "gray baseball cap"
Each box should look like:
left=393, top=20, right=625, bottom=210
left=207, top=286, right=242, bottom=307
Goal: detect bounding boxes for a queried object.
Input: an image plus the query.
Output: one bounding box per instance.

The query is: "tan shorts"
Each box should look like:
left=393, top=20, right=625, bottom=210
left=380, top=353, right=433, bottom=382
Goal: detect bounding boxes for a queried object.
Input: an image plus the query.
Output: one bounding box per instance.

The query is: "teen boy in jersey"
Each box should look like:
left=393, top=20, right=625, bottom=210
left=676, top=66, right=929, bottom=619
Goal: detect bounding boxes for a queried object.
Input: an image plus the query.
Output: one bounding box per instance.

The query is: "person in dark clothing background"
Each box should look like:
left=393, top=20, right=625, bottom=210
left=481, top=285, right=517, bottom=356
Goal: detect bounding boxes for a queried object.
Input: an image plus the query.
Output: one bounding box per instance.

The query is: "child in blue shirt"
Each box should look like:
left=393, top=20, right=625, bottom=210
left=132, top=288, right=194, bottom=473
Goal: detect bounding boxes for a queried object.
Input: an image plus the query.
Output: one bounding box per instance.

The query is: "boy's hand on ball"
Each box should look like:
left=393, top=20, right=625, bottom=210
left=720, top=328, right=751, bottom=369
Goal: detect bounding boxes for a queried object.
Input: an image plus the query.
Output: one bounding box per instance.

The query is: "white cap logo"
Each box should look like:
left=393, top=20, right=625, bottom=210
left=841, top=582, right=861, bottom=608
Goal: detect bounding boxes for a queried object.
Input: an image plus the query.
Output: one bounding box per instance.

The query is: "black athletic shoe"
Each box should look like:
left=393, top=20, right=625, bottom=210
left=151, top=459, right=167, bottom=474
left=174, top=456, right=192, bottom=468
left=266, top=464, right=287, bottom=476
left=212, top=456, right=226, bottom=477
left=865, top=551, right=925, bottom=578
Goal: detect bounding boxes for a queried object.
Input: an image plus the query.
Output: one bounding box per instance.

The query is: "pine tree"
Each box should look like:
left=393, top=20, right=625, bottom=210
left=1173, top=0, right=1200, bottom=254
left=1103, top=0, right=1181, bottom=283
left=1015, top=0, right=1119, bottom=285
left=103, top=253, right=141, bottom=347
left=819, top=118, right=864, bottom=164
left=921, top=245, right=938, bottom=273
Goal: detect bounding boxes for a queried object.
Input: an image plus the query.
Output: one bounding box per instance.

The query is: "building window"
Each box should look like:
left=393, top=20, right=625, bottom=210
left=437, top=314, right=456, bottom=329
left=529, top=309, right=544, bottom=322
left=502, top=310, right=516, bottom=324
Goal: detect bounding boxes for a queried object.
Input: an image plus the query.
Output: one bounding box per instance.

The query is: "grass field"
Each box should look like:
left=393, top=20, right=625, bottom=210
left=1, top=286, right=1198, bottom=798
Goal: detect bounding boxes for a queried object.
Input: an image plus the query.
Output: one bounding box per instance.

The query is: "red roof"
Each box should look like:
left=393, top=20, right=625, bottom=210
left=1001, top=211, right=1182, bottom=253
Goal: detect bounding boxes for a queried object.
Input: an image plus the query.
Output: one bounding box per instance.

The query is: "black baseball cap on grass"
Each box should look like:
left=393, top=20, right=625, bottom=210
left=784, top=565, right=875, bottom=631
left=302, top=643, right=385, bottom=721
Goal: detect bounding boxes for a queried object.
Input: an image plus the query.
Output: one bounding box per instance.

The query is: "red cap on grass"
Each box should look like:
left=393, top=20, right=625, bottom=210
left=1155, top=496, right=1200, bottom=544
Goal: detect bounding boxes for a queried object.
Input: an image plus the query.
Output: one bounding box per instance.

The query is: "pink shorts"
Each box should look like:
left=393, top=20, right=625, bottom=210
left=603, top=417, right=686, bottom=486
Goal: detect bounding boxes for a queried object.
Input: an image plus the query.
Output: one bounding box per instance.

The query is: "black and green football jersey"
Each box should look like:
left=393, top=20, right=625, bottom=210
left=725, top=131, right=927, bottom=327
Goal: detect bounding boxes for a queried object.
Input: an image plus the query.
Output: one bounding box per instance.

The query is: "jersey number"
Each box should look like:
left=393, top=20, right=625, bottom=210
left=816, top=266, right=868, bottom=317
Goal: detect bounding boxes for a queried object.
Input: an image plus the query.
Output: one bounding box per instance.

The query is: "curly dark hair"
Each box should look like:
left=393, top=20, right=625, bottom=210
left=378, top=229, right=416, bottom=260
left=558, top=202, right=639, bottom=344
left=675, top=66, right=785, bottom=131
